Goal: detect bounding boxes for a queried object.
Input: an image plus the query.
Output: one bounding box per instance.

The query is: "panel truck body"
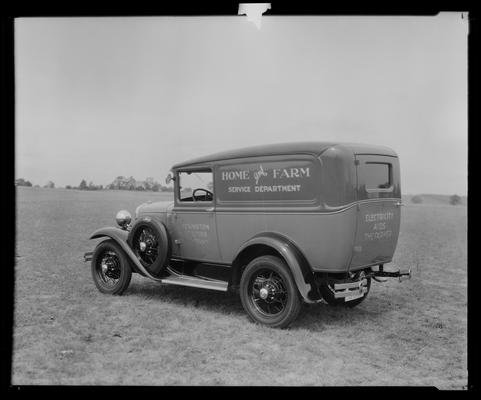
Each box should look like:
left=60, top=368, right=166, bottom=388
left=84, top=142, right=411, bottom=328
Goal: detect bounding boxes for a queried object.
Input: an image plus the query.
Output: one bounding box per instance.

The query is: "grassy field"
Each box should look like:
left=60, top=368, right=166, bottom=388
left=13, top=187, right=467, bottom=387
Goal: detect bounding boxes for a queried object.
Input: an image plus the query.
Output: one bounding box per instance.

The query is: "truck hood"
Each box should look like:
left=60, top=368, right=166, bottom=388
left=135, top=200, right=174, bottom=216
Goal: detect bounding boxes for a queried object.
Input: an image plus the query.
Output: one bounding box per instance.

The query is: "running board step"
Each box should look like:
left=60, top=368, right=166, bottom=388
left=160, top=275, right=229, bottom=292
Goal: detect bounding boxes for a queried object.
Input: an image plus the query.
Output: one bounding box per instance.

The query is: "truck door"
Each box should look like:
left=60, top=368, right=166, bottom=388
left=167, top=169, right=222, bottom=263
left=350, top=154, right=401, bottom=269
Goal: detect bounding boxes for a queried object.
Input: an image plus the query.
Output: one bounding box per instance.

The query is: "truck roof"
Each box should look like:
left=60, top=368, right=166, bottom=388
left=172, top=141, right=397, bottom=169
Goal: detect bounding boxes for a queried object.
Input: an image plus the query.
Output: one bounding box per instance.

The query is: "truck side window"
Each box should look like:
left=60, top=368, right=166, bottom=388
left=178, top=171, right=214, bottom=202
left=362, top=163, right=391, bottom=190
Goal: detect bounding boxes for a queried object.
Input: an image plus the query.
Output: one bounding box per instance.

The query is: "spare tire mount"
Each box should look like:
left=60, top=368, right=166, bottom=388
left=127, top=217, right=171, bottom=277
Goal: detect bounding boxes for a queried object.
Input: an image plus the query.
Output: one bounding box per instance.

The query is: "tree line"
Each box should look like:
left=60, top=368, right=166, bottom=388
left=67, top=177, right=173, bottom=192
left=411, top=194, right=463, bottom=205
left=16, top=176, right=173, bottom=192
left=15, top=178, right=54, bottom=188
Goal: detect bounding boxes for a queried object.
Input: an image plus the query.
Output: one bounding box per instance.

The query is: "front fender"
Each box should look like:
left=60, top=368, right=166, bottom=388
left=89, top=227, right=162, bottom=281
left=90, top=226, right=129, bottom=242
left=234, top=232, right=320, bottom=303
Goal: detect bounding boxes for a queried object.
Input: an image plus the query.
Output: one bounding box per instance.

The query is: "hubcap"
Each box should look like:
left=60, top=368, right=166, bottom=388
left=259, top=287, right=269, bottom=299
left=101, top=261, right=108, bottom=273
left=139, top=242, right=147, bottom=252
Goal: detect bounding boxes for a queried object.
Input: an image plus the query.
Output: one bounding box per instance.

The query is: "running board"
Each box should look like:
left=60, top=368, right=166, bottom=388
left=160, top=275, right=229, bottom=292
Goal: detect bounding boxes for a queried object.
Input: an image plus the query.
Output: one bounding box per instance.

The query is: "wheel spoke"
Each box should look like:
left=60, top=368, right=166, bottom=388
left=252, top=281, right=262, bottom=290
left=272, top=297, right=285, bottom=306
left=271, top=303, right=281, bottom=313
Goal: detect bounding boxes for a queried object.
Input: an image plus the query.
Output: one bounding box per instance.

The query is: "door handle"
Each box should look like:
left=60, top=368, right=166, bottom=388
left=205, top=207, right=215, bottom=212
left=395, top=201, right=403, bottom=207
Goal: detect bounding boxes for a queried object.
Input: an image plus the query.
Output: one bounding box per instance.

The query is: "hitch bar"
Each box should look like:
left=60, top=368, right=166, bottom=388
left=371, top=268, right=412, bottom=282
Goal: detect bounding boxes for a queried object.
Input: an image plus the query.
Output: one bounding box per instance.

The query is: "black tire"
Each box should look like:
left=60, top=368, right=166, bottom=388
left=127, top=217, right=171, bottom=276
left=91, top=239, right=132, bottom=295
left=240, top=255, right=302, bottom=329
left=320, top=271, right=371, bottom=308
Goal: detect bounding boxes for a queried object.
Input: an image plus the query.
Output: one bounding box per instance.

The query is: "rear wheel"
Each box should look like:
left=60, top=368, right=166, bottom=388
left=240, top=256, right=302, bottom=329
left=91, top=239, right=132, bottom=295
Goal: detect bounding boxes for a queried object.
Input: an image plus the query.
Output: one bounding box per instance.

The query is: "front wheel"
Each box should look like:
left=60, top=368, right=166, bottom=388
left=91, top=239, right=132, bottom=295
left=240, top=256, right=302, bottom=329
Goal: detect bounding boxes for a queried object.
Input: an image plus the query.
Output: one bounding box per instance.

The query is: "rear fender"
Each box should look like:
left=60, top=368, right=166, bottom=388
left=234, top=232, right=320, bottom=303
left=89, top=227, right=162, bottom=281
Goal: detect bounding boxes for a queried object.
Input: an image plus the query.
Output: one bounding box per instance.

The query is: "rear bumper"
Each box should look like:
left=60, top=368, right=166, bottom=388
left=329, top=267, right=412, bottom=300
left=333, top=279, right=369, bottom=299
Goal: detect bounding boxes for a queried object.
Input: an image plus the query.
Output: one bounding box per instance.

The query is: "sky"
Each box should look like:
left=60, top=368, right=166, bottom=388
left=15, top=13, right=468, bottom=194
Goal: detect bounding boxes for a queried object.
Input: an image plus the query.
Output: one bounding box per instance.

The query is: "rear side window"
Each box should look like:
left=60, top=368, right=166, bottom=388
left=361, top=162, right=392, bottom=190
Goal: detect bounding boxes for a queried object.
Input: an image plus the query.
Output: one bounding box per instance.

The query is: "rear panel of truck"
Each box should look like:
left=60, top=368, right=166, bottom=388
left=349, top=154, right=401, bottom=269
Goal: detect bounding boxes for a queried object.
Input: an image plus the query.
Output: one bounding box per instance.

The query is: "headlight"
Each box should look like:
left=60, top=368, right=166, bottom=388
left=115, top=210, right=132, bottom=229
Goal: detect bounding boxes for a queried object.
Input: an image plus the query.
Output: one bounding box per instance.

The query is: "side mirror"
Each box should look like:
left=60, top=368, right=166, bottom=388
left=165, top=173, right=174, bottom=185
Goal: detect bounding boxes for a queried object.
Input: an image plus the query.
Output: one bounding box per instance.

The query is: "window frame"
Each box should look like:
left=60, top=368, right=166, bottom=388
left=176, top=167, right=215, bottom=205
left=362, top=162, right=394, bottom=193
